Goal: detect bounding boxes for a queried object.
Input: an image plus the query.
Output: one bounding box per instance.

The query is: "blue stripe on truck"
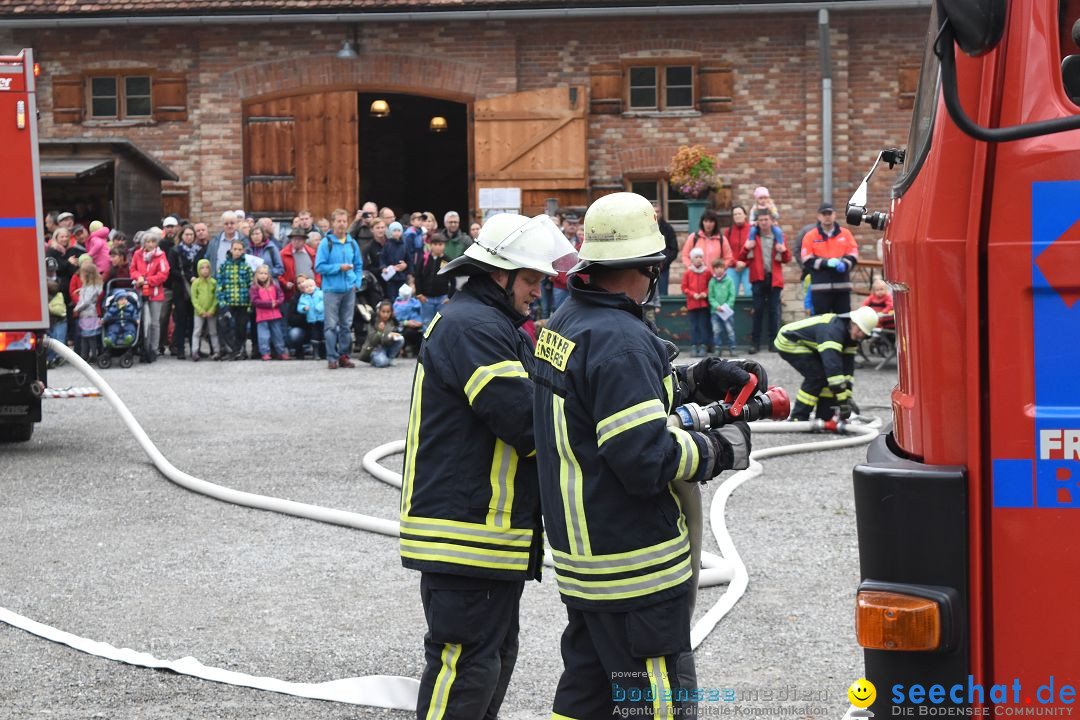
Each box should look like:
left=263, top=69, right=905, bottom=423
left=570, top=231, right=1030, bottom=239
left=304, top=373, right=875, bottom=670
left=0, top=217, right=37, bottom=228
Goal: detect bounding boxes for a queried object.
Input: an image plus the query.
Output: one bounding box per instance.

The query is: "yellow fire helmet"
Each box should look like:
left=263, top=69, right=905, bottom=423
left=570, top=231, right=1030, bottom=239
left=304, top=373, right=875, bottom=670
left=570, top=191, right=666, bottom=274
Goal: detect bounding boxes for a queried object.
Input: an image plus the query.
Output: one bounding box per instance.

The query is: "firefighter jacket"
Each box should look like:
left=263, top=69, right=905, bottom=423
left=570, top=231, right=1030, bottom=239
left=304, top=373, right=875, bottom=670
left=532, top=276, right=717, bottom=612
left=399, top=273, right=543, bottom=582
left=800, top=223, right=859, bottom=292
left=774, top=313, right=857, bottom=401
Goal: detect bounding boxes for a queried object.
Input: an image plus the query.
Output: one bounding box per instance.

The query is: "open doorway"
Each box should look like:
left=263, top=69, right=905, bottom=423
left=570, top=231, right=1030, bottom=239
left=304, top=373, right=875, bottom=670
left=358, top=92, right=469, bottom=223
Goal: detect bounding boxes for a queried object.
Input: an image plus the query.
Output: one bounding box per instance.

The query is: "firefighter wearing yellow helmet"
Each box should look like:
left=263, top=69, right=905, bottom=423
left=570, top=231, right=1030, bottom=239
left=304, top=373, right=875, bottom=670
left=774, top=305, right=879, bottom=420
left=532, top=192, right=763, bottom=717
left=400, top=213, right=577, bottom=719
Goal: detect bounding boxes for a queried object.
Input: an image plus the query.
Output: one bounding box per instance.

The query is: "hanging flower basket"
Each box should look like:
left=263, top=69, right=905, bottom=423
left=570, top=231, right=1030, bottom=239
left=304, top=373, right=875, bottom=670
left=667, top=145, right=722, bottom=200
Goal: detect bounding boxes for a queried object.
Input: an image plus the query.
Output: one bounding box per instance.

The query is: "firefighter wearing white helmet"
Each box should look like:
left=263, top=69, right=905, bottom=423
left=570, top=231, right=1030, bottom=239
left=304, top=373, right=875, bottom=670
left=400, top=212, right=575, bottom=719
left=532, top=192, right=761, bottom=716
left=774, top=305, right=879, bottom=420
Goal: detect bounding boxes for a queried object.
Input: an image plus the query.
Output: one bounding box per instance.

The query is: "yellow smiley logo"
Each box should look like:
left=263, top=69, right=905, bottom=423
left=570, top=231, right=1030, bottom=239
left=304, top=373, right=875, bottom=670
left=848, top=678, right=877, bottom=708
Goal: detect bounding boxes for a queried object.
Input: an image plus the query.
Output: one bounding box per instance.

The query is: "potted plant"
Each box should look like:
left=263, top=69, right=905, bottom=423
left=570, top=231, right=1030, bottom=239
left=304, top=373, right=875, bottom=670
left=668, top=145, right=721, bottom=232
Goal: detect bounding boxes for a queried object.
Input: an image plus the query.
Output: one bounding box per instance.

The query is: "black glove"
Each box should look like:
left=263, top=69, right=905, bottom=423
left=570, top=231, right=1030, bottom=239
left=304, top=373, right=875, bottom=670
left=730, top=358, right=768, bottom=394
left=698, top=421, right=751, bottom=478
left=686, top=358, right=767, bottom=403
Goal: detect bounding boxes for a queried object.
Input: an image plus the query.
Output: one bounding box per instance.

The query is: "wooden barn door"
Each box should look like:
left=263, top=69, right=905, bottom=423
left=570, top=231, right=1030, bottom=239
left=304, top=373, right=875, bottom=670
left=473, top=86, right=588, bottom=215
left=243, top=91, right=359, bottom=216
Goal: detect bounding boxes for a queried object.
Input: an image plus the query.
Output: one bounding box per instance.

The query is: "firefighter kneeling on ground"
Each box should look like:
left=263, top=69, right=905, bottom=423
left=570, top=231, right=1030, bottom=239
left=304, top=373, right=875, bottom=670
left=399, top=212, right=578, bottom=719
left=774, top=305, right=879, bottom=421
left=533, top=192, right=767, bottom=718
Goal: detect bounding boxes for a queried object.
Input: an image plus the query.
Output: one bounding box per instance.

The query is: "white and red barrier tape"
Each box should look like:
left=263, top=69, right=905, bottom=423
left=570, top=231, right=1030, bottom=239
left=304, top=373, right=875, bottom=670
left=42, top=387, right=101, bottom=399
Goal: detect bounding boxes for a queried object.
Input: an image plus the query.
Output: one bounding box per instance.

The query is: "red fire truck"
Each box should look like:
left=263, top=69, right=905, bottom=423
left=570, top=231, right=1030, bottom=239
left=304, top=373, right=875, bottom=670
left=848, top=0, right=1080, bottom=712
left=0, top=49, right=48, bottom=442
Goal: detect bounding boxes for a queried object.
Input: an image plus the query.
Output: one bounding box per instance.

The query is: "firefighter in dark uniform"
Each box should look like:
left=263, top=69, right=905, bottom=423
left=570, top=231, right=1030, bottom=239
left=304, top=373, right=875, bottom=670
left=774, top=305, right=878, bottom=421
left=400, top=212, right=578, bottom=720
left=532, top=192, right=764, bottom=718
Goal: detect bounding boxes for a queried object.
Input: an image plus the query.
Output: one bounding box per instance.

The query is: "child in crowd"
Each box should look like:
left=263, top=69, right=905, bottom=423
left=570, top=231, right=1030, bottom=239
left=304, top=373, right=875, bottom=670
left=749, top=186, right=780, bottom=223
left=316, top=217, right=330, bottom=236
left=216, top=239, right=254, bottom=360
left=72, top=255, right=104, bottom=361
left=414, top=234, right=452, bottom=330
left=45, top=257, right=67, bottom=367
left=190, top=258, right=220, bottom=361
left=130, top=232, right=170, bottom=362
left=250, top=263, right=289, bottom=360
left=681, top=247, right=712, bottom=357
left=708, top=257, right=737, bottom=356
left=102, top=290, right=138, bottom=349
left=392, top=283, right=424, bottom=357
left=863, top=278, right=895, bottom=329
left=293, top=276, right=325, bottom=359
left=358, top=300, right=405, bottom=368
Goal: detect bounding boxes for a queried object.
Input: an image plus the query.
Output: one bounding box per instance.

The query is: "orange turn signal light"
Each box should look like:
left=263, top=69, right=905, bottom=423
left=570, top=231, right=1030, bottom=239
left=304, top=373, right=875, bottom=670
left=856, top=590, right=941, bottom=651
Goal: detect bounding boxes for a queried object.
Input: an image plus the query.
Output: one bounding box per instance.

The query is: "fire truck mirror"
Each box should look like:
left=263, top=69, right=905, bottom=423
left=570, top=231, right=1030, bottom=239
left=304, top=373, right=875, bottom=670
left=940, top=0, right=1007, bottom=57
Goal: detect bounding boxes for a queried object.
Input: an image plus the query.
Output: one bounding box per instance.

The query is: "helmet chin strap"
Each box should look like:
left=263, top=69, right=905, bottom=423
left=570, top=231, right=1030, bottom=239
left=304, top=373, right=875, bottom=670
left=637, top=265, right=661, bottom=306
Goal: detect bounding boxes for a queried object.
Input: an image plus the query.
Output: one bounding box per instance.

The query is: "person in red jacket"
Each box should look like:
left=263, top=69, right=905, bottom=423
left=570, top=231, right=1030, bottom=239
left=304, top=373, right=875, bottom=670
left=681, top=246, right=713, bottom=356
left=726, top=205, right=752, bottom=297
left=739, top=212, right=791, bottom=353
left=280, top=227, right=320, bottom=300
left=130, top=231, right=171, bottom=362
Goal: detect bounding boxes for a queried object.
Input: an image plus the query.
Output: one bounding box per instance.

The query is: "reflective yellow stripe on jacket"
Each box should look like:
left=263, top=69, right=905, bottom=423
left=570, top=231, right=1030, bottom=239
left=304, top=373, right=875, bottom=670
left=554, top=394, right=591, bottom=556
left=464, top=360, right=528, bottom=406
left=595, top=399, right=667, bottom=447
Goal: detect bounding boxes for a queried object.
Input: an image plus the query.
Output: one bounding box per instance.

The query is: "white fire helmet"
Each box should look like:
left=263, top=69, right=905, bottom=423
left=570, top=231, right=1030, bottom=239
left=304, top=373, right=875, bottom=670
left=848, top=305, right=880, bottom=335
left=439, top=213, right=578, bottom=277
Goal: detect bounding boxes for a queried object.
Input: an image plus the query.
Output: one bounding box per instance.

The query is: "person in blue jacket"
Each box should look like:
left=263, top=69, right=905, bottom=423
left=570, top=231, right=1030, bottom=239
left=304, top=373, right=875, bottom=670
left=314, top=208, right=363, bottom=369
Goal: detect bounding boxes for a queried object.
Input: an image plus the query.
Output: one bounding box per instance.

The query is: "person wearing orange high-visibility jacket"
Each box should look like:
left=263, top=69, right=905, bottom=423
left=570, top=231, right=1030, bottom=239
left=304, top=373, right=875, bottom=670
left=801, top=202, right=860, bottom=315
left=399, top=212, right=578, bottom=720
left=533, top=192, right=761, bottom=719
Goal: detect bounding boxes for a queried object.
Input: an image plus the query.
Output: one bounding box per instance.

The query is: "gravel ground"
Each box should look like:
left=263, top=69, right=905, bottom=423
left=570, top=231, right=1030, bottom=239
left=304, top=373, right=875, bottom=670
left=0, top=349, right=897, bottom=719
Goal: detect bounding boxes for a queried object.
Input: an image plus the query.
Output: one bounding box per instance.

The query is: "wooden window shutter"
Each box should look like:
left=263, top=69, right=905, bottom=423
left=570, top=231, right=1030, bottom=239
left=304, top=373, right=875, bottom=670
left=698, top=66, right=734, bottom=113
left=152, top=72, right=188, bottom=121
left=51, top=74, right=84, bottom=123
left=898, top=66, right=920, bottom=109
left=589, top=63, right=623, bottom=115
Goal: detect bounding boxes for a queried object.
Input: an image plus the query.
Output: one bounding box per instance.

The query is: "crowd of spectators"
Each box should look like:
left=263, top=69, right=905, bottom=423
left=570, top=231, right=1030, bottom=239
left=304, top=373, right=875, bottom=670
left=41, top=203, right=483, bottom=370
left=40, top=187, right=892, bottom=368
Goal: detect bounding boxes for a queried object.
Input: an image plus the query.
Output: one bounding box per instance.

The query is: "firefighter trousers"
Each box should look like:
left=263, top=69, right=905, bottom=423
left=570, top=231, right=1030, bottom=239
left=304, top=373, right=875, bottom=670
left=417, top=572, right=524, bottom=720
left=551, top=592, right=697, bottom=719
left=778, top=350, right=835, bottom=420
left=781, top=349, right=829, bottom=418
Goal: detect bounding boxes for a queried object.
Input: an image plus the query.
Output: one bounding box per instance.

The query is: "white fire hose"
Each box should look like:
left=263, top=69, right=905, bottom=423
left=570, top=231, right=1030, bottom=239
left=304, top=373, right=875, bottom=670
left=1, top=337, right=879, bottom=710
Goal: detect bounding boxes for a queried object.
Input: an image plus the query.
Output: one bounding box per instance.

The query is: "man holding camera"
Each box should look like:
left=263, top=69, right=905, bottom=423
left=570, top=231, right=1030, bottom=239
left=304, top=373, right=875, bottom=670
left=532, top=192, right=764, bottom=718
left=349, top=201, right=379, bottom=247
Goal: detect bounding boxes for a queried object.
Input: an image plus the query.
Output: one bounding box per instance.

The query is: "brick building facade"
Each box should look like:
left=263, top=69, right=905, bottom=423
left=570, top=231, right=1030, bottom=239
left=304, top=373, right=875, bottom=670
left=2, top=0, right=930, bottom=307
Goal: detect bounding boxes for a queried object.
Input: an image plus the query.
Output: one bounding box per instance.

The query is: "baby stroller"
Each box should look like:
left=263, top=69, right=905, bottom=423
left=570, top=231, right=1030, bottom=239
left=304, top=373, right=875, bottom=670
left=98, top=279, right=141, bottom=369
